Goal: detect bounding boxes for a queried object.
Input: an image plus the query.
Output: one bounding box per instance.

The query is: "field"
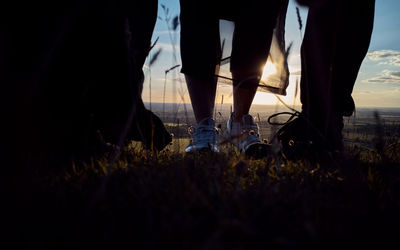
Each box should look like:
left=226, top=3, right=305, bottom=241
left=3, top=104, right=400, bottom=250
left=151, top=103, right=400, bottom=154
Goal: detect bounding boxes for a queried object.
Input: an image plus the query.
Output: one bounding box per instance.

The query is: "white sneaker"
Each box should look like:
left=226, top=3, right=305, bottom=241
left=185, top=117, right=219, bottom=153
left=226, top=114, right=270, bottom=157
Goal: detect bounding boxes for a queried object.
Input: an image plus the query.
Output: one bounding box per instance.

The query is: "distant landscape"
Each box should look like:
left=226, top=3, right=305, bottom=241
left=144, top=102, right=400, bottom=153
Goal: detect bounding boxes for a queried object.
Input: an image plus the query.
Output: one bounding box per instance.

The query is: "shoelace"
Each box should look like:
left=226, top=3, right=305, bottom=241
left=267, top=111, right=303, bottom=143
left=241, top=123, right=260, bottom=137
left=267, top=111, right=302, bottom=126
left=267, top=94, right=302, bottom=127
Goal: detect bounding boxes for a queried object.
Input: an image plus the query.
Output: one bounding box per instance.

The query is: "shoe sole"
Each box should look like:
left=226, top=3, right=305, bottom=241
left=185, top=147, right=219, bottom=154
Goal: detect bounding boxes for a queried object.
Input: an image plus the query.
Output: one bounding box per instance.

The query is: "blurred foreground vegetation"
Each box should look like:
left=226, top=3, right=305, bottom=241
left=3, top=132, right=400, bottom=250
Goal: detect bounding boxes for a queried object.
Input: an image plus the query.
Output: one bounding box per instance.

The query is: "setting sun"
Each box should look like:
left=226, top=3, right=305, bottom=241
left=261, top=60, right=277, bottom=80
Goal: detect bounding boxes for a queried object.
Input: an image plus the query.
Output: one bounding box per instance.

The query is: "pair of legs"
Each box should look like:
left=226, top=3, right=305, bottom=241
left=180, top=0, right=284, bottom=123
left=185, top=74, right=258, bottom=123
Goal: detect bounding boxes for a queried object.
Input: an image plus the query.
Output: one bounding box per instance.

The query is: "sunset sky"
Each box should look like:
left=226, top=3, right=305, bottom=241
left=142, top=0, right=400, bottom=108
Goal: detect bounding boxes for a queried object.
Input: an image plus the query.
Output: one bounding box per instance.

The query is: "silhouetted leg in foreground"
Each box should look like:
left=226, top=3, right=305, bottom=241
left=2, top=0, right=171, bottom=177
left=277, top=0, right=375, bottom=160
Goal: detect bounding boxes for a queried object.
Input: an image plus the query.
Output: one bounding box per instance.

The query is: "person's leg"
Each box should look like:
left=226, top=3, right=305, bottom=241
left=180, top=0, right=221, bottom=152
left=180, top=0, right=221, bottom=123
left=185, top=75, right=218, bottom=123
left=300, top=1, right=337, bottom=123
left=231, top=74, right=260, bottom=122
left=298, top=1, right=336, bottom=150
left=300, top=0, right=375, bottom=150
left=184, top=75, right=220, bottom=153
left=230, top=74, right=269, bottom=157
left=230, top=0, right=283, bottom=122
left=225, top=1, right=285, bottom=156
left=330, top=0, right=375, bottom=116
left=278, top=0, right=376, bottom=160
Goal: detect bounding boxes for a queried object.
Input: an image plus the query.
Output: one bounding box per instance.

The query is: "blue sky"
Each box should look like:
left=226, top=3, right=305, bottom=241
left=143, top=0, right=400, bottom=107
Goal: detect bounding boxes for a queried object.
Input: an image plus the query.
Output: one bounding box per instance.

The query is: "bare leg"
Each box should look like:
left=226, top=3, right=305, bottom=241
left=232, top=73, right=260, bottom=122
left=185, top=74, right=218, bottom=123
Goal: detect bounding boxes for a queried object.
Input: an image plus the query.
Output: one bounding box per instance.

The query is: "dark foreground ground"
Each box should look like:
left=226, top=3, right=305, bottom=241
left=2, top=141, right=400, bottom=250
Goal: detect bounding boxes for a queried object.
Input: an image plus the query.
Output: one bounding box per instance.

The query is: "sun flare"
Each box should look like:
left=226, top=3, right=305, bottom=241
left=261, top=60, right=277, bottom=80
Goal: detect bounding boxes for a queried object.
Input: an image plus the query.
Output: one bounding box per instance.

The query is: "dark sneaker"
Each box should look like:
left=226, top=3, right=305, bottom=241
left=271, top=112, right=344, bottom=161
left=275, top=114, right=315, bottom=160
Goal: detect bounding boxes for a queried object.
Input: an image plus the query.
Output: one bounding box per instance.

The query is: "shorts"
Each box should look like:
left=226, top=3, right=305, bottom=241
left=180, top=0, right=283, bottom=80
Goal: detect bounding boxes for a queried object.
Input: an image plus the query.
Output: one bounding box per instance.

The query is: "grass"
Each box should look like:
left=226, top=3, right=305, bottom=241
left=3, top=138, right=400, bottom=250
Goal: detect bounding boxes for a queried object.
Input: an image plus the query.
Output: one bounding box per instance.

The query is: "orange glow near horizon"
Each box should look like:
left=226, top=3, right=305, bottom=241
left=261, top=61, right=277, bottom=81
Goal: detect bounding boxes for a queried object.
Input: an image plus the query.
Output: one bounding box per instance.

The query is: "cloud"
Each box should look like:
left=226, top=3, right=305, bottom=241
left=366, top=50, right=400, bottom=66
left=364, top=69, right=400, bottom=84
left=358, top=90, right=372, bottom=94
left=391, top=71, right=400, bottom=77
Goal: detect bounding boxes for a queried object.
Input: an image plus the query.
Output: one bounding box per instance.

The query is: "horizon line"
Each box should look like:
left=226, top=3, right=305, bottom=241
left=143, top=102, right=400, bottom=109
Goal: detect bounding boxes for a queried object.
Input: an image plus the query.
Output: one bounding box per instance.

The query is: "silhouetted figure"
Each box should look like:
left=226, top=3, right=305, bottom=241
left=1, top=0, right=171, bottom=175
left=180, top=0, right=288, bottom=157
left=277, top=0, right=375, bottom=159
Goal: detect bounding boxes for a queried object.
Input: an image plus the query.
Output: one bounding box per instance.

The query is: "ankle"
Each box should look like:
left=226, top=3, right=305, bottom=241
left=195, top=115, right=213, bottom=124
left=232, top=112, right=244, bottom=123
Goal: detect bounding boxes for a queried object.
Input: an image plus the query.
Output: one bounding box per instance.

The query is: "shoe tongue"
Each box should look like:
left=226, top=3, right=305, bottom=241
left=242, top=114, right=255, bottom=125
left=198, top=117, right=214, bottom=127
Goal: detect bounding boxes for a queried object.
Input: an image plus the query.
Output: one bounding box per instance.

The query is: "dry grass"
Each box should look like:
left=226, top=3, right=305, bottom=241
left=3, top=136, right=400, bottom=250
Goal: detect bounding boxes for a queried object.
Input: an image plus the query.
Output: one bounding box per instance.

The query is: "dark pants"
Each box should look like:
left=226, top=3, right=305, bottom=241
left=301, top=0, right=375, bottom=117
left=300, top=0, right=375, bottom=147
